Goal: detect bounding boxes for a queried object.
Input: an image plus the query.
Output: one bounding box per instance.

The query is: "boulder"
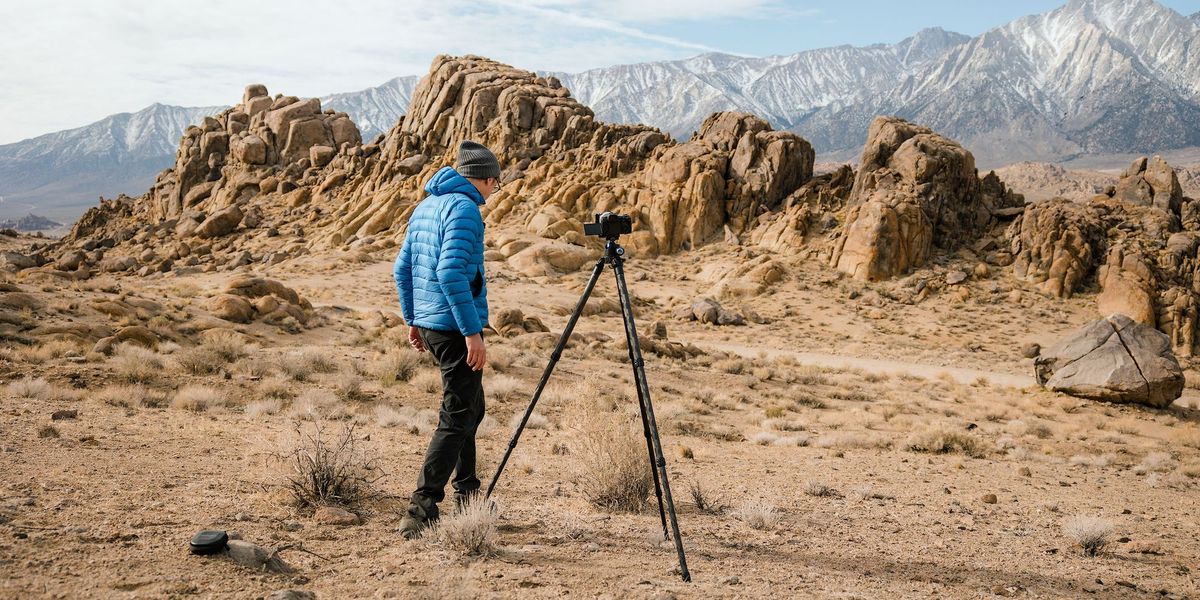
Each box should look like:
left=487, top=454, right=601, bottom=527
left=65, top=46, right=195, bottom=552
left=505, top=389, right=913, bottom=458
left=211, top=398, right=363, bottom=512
left=507, top=243, right=596, bottom=277
left=490, top=308, right=549, bottom=337
left=1035, top=314, right=1183, bottom=408
left=1007, top=199, right=1105, bottom=298
left=831, top=117, right=985, bottom=281
left=195, top=205, right=244, bottom=238
left=1112, top=156, right=1183, bottom=214
left=232, top=135, right=268, bottom=165
left=0, top=251, right=35, bottom=271
left=209, top=294, right=254, bottom=323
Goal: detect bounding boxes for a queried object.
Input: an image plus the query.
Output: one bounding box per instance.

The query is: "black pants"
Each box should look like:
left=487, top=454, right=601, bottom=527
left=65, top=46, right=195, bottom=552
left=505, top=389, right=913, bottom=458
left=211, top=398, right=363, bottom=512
left=408, top=327, right=485, bottom=520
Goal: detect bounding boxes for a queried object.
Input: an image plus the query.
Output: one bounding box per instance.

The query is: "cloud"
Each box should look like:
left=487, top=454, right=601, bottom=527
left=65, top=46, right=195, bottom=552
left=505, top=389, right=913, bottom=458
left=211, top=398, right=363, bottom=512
left=0, top=0, right=795, bottom=143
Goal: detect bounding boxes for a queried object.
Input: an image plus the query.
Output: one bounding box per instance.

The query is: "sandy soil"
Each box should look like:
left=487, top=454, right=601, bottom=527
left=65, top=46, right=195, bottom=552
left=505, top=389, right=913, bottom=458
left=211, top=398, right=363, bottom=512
left=2, top=235, right=1199, bottom=599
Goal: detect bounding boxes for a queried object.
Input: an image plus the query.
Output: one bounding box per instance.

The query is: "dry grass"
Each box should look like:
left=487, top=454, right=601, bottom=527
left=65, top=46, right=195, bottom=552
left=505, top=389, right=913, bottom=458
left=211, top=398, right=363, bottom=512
left=412, top=369, right=443, bottom=395
left=375, top=405, right=437, bottom=433
left=574, top=410, right=651, bottom=512
left=200, top=330, right=248, bottom=362
left=111, top=344, right=164, bottom=384
left=904, top=425, right=986, bottom=458
left=1062, top=515, right=1114, bottom=556
left=509, top=410, right=549, bottom=430
left=96, top=384, right=164, bottom=408
left=7, top=377, right=74, bottom=401
left=733, top=498, right=779, bottom=530
left=1133, top=452, right=1177, bottom=475
left=279, top=349, right=339, bottom=382
left=288, top=389, right=345, bottom=421
left=689, top=481, right=726, bottom=514
left=374, top=350, right=423, bottom=385
left=175, top=346, right=226, bottom=375
left=170, top=385, right=226, bottom=412
left=803, top=479, right=837, bottom=497
left=334, top=373, right=368, bottom=402
left=488, top=374, right=524, bottom=403
left=259, top=376, right=295, bottom=400
left=277, top=421, right=382, bottom=509
left=245, top=398, right=283, bottom=418
left=423, top=498, right=501, bottom=558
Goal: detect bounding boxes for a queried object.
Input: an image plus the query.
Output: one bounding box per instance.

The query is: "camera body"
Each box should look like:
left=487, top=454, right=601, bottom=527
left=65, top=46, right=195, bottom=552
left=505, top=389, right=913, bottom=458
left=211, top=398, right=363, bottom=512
left=583, top=211, right=633, bottom=239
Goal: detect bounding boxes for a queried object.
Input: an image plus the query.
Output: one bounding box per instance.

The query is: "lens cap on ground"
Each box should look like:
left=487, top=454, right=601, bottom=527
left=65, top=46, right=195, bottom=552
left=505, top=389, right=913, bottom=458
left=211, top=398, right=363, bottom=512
left=189, top=530, right=229, bottom=555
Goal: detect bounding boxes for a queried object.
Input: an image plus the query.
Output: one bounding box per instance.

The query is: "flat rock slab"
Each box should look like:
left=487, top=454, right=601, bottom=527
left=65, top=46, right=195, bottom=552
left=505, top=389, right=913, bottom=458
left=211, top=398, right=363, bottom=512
left=1035, top=313, right=1183, bottom=408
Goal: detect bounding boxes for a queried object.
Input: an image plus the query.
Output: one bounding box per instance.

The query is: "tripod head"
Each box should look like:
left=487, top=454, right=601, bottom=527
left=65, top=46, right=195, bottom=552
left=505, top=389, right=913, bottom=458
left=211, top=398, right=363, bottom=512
left=583, top=211, right=632, bottom=242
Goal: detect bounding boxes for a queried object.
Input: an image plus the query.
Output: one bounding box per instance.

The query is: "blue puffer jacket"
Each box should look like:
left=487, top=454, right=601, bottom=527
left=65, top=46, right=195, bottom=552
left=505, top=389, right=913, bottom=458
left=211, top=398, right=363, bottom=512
left=394, top=167, right=488, bottom=336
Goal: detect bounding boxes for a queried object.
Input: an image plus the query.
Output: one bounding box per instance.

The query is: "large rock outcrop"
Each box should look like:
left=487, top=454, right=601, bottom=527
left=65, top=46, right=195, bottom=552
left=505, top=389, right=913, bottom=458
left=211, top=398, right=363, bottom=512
left=1035, top=314, right=1184, bottom=408
left=830, top=117, right=1021, bottom=281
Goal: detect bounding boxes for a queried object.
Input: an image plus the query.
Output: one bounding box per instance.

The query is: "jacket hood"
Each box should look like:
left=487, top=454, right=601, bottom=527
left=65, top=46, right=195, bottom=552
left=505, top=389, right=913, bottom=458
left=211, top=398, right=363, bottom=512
left=424, top=166, right=485, bottom=205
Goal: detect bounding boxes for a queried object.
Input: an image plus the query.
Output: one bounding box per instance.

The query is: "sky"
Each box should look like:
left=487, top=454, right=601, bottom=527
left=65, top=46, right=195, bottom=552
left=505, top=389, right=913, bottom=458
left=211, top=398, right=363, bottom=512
left=1, top=0, right=1198, bottom=144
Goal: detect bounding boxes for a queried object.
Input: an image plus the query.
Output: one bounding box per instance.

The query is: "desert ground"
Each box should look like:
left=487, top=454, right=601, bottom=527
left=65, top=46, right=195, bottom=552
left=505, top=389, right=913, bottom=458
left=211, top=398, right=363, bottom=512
left=1, top=228, right=1198, bottom=600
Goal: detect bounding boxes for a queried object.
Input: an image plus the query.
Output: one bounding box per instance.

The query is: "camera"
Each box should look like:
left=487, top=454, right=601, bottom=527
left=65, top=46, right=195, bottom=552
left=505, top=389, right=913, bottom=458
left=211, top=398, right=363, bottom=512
left=583, top=211, right=633, bottom=239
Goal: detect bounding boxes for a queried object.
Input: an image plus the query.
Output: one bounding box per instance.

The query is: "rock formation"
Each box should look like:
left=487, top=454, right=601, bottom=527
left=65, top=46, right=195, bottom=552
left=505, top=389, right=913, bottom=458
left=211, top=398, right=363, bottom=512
left=1035, top=314, right=1184, bottom=408
left=830, top=117, right=1022, bottom=281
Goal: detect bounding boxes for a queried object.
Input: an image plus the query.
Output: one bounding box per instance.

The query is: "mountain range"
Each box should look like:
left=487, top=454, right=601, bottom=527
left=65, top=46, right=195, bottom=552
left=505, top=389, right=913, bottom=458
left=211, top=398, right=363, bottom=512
left=2, top=0, right=1198, bottom=223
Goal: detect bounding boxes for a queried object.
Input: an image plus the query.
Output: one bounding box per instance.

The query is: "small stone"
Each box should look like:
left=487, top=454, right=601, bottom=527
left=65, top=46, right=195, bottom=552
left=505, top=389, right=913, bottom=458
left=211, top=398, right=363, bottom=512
left=37, top=425, right=59, bottom=438
left=946, top=270, right=968, bottom=285
left=313, top=506, right=360, bottom=526
left=1018, top=466, right=1032, bottom=477
left=1020, top=343, right=1041, bottom=359
left=267, top=591, right=316, bottom=600
left=50, top=410, right=78, bottom=421
left=981, top=494, right=998, bottom=504
left=1124, top=539, right=1164, bottom=555
left=722, top=576, right=741, bottom=585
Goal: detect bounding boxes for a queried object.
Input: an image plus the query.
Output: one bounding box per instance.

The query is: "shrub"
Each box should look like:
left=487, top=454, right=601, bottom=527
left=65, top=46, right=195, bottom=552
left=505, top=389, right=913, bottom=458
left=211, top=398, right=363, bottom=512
left=375, top=350, right=423, bottom=385
left=277, top=421, right=382, bottom=508
left=245, top=399, right=282, bottom=418
left=575, top=411, right=651, bottom=512
left=279, top=350, right=339, bottom=382
left=689, top=481, right=725, bottom=514
left=112, top=344, right=164, bottom=384
left=96, top=384, right=164, bottom=408
left=423, top=498, right=501, bottom=557
left=803, top=480, right=836, bottom=497
left=7, top=377, right=70, bottom=401
left=1062, top=516, right=1113, bottom=556
left=175, top=346, right=226, bottom=375
left=171, top=385, right=226, bottom=411
left=201, top=330, right=248, bottom=362
left=733, top=498, right=778, bottom=530
left=905, top=425, right=986, bottom=458
left=412, top=369, right=443, bottom=395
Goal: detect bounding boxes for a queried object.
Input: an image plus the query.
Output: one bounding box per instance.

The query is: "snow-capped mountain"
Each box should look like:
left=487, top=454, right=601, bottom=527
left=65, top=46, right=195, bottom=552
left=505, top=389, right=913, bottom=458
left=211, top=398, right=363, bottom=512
left=0, top=104, right=224, bottom=222
left=5, top=0, right=1200, bottom=224
left=550, top=27, right=970, bottom=140
left=323, top=76, right=419, bottom=142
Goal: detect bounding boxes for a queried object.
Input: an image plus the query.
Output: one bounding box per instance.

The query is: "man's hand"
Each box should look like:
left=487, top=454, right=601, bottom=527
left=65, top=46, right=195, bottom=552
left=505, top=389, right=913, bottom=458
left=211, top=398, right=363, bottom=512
left=465, top=333, right=486, bottom=371
left=408, top=326, right=426, bottom=352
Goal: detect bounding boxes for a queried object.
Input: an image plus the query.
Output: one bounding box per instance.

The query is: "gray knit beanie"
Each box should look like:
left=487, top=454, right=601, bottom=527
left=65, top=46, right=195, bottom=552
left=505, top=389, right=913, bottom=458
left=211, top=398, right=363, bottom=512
left=454, top=140, right=501, bottom=179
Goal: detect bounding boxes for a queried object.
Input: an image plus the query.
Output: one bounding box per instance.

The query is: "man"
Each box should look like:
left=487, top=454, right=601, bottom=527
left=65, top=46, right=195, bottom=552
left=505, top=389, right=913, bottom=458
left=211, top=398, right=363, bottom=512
left=393, top=140, right=501, bottom=539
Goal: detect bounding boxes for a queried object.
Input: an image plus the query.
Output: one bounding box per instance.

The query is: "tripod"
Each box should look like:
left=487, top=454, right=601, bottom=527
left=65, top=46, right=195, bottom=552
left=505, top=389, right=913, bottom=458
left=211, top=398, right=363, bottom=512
left=484, top=236, right=691, bottom=582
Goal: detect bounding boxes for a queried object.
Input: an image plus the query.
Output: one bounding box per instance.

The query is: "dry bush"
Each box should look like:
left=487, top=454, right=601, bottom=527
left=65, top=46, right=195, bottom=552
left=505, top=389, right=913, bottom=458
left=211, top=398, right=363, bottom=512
left=733, top=498, right=778, bottom=530
left=1068, top=454, right=1112, bottom=468
left=175, top=346, right=226, bottom=375
left=713, top=358, right=746, bottom=375
left=814, top=431, right=890, bottom=450
left=1062, top=516, right=1114, bottom=556
left=689, top=481, right=726, bottom=514
left=334, top=373, right=367, bottom=402
left=476, top=414, right=498, bottom=438
left=423, top=498, right=501, bottom=558
left=375, top=405, right=437, bottom=433
left=171, top=385, right=226, bottom=411
left=412, top=369, right=443, bottom=394
left=751, top=431, right=779, bottom=446
left=7, top=377, right=74, bottom=401
left=486, top=347, right=514, bottom=372
left=277, top=421, right=383, bottom=508
left=803, top=480, right=837, bottom=497
left=905, top=425, right=986, bottom=458
left=509, top=410, right=549, bottom=430
left=288, top=389, right=345, bottom=421
left=111, top=344, right=164, bottom=384
left=488, top=374, right=524, bottom=403
left=201, top=330, right=248, bottom=362
left=773, top=434, right=810, bottom=447
left=17, top=339, right=84, bottom=362
left=259, top=376, right=294, bottom=400
left=96, top=384, right=164, bottom=408
left=1133, top=451, right=1177, bottom=475
left=374, top=350, right=423, bottom=385
left=574, top=411, right=651, bottom=512
left=245, top=399, right=282, bottom=418
left=849, top=484, right=892, bottom=501
left=236, top=358, right=274, bottom=378
left=279, top=350, right=339, bottom=382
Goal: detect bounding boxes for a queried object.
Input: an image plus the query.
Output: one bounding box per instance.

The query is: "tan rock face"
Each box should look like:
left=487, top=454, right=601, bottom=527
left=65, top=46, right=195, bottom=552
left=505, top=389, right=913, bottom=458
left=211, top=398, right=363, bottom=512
left=1008, top=199, right=1105, bottom=298
left=1112, top=155, right=1184, bottom=214
left=831, top=117, right=992, bottom=281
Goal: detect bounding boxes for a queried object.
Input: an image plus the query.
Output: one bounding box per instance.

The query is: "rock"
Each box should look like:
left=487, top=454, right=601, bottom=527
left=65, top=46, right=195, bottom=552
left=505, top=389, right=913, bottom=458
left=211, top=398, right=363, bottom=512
left=1035, top=314, right=1184, bottom=408
left=1007, top=199, right=1105, bottom=298
left=195, top=205, right=244, bottom=239
left=51, top=410, right=78, bottom=421
left=225, top=539, right=292, bottom=573
left=690, top=297, right=744, bottom=326
left=491, top=308, right=549, bottom=337
left=267, top=591, right=316, bottom=600
left=1113, top=156, right=1183, bottom=214
left=0, top=292, right=41, bottom=311
left=507, top=243, right=597, bottom=277
left=973, top=263, right=990, bottom=279
left=209, top=294, right=254, bottom=323
left=232, top=135, right=267, bottom=165
left=0, top=251, right=35, bottom=271
left=831, top=117, right=985, bottom=281
left=1020, top=343, right=1041, bottom=359
left=309, top=145, right=335, bottom=168
left=946, top=270, right=968, bottom=285
left=397, top=154, right=427, bottom=176
left=313, top=506, right=360, bottom=526
left=55, top=250, right=88, bottom=271
left=224, top=276, right=305, bottom=306
left=90, top=326, right=159, bottom=355
left=981, top=494, right=998, bottom=504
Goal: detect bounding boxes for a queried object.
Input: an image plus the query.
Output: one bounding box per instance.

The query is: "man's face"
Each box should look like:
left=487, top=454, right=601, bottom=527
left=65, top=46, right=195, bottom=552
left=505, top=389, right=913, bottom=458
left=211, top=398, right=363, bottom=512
left=480, top=177, right=500, bottom=199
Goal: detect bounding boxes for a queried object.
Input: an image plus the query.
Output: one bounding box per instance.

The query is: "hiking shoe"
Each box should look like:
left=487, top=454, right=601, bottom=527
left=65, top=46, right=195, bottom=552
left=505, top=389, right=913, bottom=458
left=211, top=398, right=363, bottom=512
left=398, top=514, right=432, bottom=540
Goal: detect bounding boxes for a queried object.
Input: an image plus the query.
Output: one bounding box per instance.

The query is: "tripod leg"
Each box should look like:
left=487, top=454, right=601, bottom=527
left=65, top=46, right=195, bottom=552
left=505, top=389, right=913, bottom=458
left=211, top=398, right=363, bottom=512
left=616, top=285, right=669, bottom=539
left=611, top=257, right=692, bottom=583
left=484, top=255, right=607, bottom=499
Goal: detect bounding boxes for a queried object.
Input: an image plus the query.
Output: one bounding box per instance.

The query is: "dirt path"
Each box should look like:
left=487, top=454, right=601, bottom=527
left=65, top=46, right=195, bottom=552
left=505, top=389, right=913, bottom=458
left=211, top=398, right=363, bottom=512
left=699, top=340, right=1035, bottom=388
